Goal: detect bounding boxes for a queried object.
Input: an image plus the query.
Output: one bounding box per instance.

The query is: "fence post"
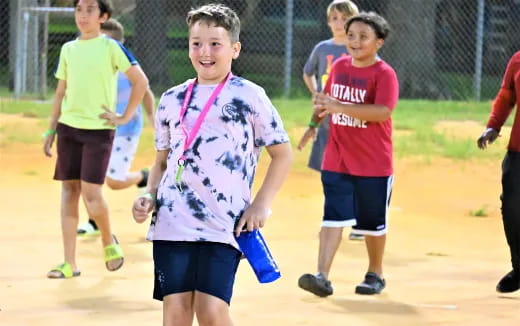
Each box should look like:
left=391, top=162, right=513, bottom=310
left=14, top=0, right=24, bottom=98
left=283, top=0, right=293, bottom=98
left=20, top=10, right=30, bottom=95
left=40, top=0, right=51, bottom=98
left=473, top=0, right=485, bottom=102
left=31, top=11, right=39, bottom=94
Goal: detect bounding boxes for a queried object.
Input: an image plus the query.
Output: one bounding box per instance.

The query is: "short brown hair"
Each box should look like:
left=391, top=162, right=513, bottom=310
left=186, top=3, right=240, bottom=43
left=101, top=18, right=124, bottom=42
left=327, top=0, right=359, bottom=20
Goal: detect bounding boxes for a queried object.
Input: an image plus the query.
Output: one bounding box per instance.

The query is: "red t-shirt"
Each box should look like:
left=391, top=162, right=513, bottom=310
left=322, top=56, right=399, bottom=176
left=487, top=51, right=520, bottom=152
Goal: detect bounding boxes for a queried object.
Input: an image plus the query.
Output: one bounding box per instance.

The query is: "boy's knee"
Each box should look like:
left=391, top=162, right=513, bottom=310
left=196, top=310, right=224, bottom=326
left=62, top=181, right=81, bottom=197
left=163, top=294, right=194, bottom=325
left=81, top=184, right=103, bottom=204
left=194, top=296, right=229, bottom=326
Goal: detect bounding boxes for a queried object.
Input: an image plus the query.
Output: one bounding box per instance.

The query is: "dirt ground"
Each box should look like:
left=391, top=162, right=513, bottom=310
left=1, top=115, right=519, bottom=325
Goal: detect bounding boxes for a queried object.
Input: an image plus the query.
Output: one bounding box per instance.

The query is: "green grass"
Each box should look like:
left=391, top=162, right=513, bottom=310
left=48, top=23, right=76, bottom=34
left=0, top=98, right=52, bottom=118
left=469, top=206, right=490, bottom=217
left=0, top=96, right=509, bottom=161
left=392, top=100, right=508, bottom=160
left=439, top=72, right=503, bottom=101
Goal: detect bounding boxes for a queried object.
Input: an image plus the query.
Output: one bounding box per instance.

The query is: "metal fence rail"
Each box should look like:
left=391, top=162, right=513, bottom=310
left=1, top=0, right=519, bottom=100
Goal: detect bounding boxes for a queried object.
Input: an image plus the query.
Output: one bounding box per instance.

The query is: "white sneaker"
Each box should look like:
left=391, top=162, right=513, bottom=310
left=77, top=221, right=100, bottom=237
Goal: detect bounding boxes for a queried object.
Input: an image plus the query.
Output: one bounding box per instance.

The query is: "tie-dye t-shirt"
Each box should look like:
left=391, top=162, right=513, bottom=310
left=147, top=76, right=289, bottom=249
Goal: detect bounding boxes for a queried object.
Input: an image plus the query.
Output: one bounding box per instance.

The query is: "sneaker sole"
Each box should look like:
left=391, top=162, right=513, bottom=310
left=298, top=274, right=333, bottom=297
left=496, top=284, right=520, bottom=293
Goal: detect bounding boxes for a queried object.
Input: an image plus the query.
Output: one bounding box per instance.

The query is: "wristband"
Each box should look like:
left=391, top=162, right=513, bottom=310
left=41, top=129, right=56, bottom=138
left=308, top=121, right=319, bottom=128
left=141, top=192, right=156, bottom=201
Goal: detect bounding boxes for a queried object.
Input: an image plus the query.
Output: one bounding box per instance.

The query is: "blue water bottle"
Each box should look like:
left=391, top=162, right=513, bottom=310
left=235, top=229, right=281, bottom=283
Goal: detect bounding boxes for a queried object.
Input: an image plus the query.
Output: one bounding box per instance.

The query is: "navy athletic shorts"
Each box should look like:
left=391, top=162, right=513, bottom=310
left=321, top=170, right=393, bottom=235
left=152, top=241, right=241, bottom=305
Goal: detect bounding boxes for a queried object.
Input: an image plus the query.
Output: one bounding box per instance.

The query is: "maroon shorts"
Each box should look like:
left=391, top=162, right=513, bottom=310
left=54, top=123, right=115, bottom=184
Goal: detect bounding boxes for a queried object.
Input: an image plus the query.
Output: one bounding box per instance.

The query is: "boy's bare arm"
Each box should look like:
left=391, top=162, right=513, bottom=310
left=146, top=149, right=169, bottom=196
left=101, top=65, right=149, bottom=126
left=297, top=110, right=327, bottom=151
left=235, top=142, right=293, bottom=236
left=297, top=74, right=322, bottom=150
left=142, top=87, right=155, bottom=129
left=314, top=93, right=391, bottom=122
left=49, top=80, right=66, bottom=130
left=132, top=149, right=169, bottom=223
left=303, top=73, right=318, bottom=95
left=43, top=80, right=66, bottom=157
left=120, top=65, right=149, bottom=124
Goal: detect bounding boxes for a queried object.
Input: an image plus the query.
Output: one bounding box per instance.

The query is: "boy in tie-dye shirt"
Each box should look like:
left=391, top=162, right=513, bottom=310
left=132, top=4, right=292, bottom=325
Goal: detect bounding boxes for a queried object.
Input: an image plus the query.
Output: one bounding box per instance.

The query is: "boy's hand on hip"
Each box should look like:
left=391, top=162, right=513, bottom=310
left=297, top=127, right=317, bottom=151
left=477, top=127, right=499, bottom=149
left=100, top=105, right=123, bottom=126
left=234, top=204, right=271, bottom=237
left=132, top=195, right=154, bottom=223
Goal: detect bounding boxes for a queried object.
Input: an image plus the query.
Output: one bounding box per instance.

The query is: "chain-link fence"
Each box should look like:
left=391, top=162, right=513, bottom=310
left=2, top=0, right=519, bottom=100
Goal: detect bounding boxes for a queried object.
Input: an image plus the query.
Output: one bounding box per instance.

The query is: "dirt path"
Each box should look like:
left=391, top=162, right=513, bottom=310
left=1, top=126, right=519, bottom=325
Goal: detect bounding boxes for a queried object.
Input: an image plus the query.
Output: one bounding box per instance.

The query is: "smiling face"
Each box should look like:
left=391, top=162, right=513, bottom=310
left=75, top=0, right=108, bottom=39
left=188, top=21, right=241, bottom=85
left=346, top=21, right=384, bottom=67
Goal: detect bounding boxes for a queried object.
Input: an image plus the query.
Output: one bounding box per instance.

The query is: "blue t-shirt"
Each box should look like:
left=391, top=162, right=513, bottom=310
left=115, top=72, right=143, bottom=136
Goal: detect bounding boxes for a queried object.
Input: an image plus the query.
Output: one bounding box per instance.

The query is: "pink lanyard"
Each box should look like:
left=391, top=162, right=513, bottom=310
left=175, top=73, right=232, bottom=186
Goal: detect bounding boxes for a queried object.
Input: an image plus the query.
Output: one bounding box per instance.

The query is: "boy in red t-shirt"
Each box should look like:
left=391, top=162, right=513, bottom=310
left=477, top=50, right=520, bottom=293
left=298, top=12, right=399, bottom=296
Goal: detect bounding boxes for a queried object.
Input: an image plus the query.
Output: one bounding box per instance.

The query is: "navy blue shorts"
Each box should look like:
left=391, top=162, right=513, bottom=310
left=152, top=241, right=241, bottom=305
left=321, top=170, right=393, bottom=235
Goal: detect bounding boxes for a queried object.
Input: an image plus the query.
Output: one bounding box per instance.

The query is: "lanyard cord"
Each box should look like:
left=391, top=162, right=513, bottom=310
left=175, top=73, right=232, bottom=185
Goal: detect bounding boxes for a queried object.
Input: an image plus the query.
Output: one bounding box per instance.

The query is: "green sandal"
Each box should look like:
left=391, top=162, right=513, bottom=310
left=104, top=235, right=124, bottom=271
left=47, top=262, right=81, bottom=279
